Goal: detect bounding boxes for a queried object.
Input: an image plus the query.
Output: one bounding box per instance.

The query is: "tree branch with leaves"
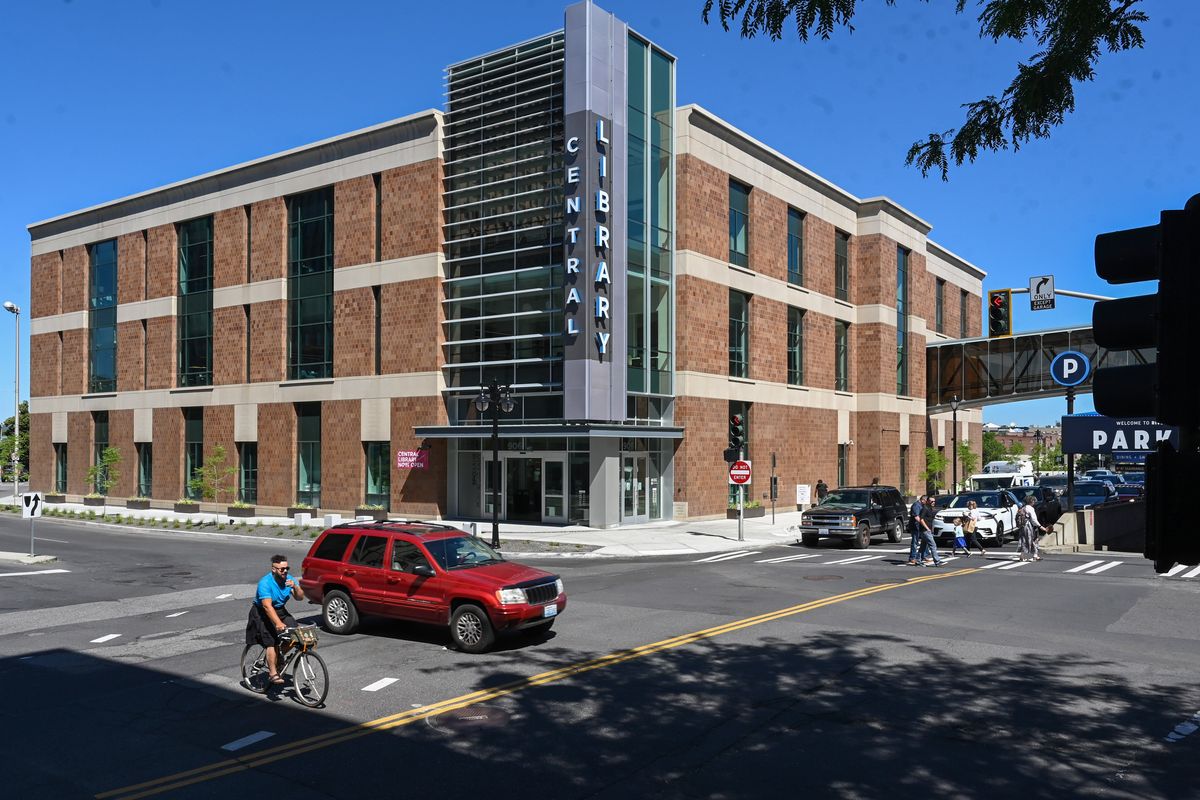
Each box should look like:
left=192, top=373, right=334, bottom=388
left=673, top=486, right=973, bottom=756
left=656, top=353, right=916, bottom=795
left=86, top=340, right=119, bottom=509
left=700, top=0, right=1147, bottom=179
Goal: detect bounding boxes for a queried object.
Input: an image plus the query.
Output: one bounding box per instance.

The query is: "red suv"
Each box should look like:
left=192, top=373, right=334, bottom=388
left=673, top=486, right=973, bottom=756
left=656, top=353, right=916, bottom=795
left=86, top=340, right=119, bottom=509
left=299, top=521, right=566, bottom=653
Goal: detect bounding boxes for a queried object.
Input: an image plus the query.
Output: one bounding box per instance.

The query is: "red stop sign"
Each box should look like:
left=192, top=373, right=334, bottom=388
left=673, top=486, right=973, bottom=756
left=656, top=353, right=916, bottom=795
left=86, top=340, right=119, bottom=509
left=729, top=460, right=752, bottom=485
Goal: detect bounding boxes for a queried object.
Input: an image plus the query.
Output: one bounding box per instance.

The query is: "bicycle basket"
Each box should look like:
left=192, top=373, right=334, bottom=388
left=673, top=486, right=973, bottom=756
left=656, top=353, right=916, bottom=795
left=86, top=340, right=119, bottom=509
left=294, top=624, right=319, bottom=648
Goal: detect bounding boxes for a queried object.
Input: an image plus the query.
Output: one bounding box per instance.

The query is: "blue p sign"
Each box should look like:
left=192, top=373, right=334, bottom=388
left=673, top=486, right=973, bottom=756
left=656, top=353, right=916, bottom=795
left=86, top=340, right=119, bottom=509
left=1050, top=351, right=1091, bottom=387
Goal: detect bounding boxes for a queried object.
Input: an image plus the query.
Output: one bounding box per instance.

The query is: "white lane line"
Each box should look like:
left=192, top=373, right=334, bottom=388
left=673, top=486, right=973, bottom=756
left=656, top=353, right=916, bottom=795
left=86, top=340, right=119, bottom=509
left=1164, top=564, right=1189, bottom=577
left=1066, top=560, right=1106, bottom=574
left=215, top=593, right=233, bottom=600
left=694, top=551, right=761, bottom=563
left=997, top=561, right=1031, bottom=570
left=822, top=555, right=886, bottom=565
left=90, top=634, right=121, bottom=643
left=1085, top=561, right=1123, bottom=575
left=165, top=611, right=189, bottom=618
left=755, top=554, right=821, bottom=564
left=37, top=537, right=70, bottom=544
left=0, top=569, right=71, bottom=578
left=1183, top=566, right=1200, bottom=579
left=361, top=677, right=399, bottom=693
left=978, top=559, right=1017, bottom=569
left=221, top=731, right=276, bottom=752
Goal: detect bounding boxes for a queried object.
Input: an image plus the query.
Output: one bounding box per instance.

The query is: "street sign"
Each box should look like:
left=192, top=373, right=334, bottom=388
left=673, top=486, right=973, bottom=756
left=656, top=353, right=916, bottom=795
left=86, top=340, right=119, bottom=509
left=796, top=484, right=811, bottom=505
left=728, top=460, right=752, bottom=485
left=1061, top=414, right=1178, bottom=454
left=21, top=492, right=43, bottom=519
left=1030, top=275, right=1056, bottom=310
left=1050, top=350, right=1091, bottom=387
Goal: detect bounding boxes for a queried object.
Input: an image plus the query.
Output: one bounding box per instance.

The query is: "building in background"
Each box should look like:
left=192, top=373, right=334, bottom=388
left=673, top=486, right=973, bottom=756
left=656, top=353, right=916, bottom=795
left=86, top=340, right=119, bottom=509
left=25, top=1, right=982, bottom=526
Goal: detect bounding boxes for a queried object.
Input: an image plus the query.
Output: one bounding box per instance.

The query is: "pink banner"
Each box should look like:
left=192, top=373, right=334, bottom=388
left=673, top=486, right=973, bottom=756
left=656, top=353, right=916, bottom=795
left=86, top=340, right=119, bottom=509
left=396, top=449, right=429, bottom=470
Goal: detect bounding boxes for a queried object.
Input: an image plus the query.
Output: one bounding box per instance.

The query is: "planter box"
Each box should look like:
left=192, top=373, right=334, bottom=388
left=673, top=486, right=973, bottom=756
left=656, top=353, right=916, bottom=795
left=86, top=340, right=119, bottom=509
left=174, top=502, right=200, bottom=514
left=227, top=505, right=256, bottom=518
left=288, top=507, right=318, bottom=518
left=355, top=508, right=388, bottom=521
left=45, top=493, right=66, bottom=504
left=83, top=496, right=107, bottom=507
left=727, top=506, right=766, bottom=519
left=126, top=499, right=151, bottom=510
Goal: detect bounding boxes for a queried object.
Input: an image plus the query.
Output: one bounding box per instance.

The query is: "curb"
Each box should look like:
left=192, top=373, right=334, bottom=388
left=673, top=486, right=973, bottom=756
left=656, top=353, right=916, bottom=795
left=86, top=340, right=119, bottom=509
left=0, top=551, right=58, bottom=565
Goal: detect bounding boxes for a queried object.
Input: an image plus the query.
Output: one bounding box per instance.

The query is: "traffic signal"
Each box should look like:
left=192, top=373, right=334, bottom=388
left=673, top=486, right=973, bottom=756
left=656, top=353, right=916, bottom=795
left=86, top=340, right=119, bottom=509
left=1092, top=193, right=1200, bottom=572
left=987, top=289, right=1011, bottom=337
left=729, top=414, right=745, bottom=452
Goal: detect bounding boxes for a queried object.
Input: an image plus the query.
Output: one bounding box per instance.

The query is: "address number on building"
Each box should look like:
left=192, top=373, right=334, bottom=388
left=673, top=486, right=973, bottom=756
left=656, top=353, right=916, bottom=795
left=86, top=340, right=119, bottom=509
left=728, top=460, right=752, bottom=485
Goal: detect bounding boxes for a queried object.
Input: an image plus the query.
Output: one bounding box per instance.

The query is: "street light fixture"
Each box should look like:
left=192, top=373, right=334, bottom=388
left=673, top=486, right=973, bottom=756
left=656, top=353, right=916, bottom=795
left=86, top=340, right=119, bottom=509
left=950, top=395, right=960, bottom=495
left=474, top=380, right=514, bottom=549
left=3, top=301, right=19, bottom=508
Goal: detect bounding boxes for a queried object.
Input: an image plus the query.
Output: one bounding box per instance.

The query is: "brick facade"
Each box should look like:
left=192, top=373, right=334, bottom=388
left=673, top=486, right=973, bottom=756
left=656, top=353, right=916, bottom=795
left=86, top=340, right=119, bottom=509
left=380, top=161, right=442, bottom=260
left=257, top=403, right=296, bottom=508
left=335, top=176, right=377, bottom=268
left=31, top=251, right=62, bottom=319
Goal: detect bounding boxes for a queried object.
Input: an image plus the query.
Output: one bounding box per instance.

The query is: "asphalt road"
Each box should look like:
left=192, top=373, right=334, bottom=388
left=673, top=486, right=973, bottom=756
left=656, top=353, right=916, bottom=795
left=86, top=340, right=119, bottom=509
left=3, top=514, right=1200, bottom=799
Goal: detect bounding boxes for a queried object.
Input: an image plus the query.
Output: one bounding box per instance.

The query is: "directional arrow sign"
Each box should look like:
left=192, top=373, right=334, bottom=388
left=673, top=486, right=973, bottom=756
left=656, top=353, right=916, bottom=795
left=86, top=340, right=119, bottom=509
left=728, top=460, right=752, bottom=485
left=22, top=492, right=43, bottom=519
left=1030, top=275, right=1056, bottom=310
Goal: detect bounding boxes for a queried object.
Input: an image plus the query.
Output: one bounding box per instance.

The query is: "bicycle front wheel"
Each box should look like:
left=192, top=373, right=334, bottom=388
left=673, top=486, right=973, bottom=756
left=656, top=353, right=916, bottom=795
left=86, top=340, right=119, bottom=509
left=240, top=644, right=270, bottom=694
left=291, top=651, right=329, bottom=707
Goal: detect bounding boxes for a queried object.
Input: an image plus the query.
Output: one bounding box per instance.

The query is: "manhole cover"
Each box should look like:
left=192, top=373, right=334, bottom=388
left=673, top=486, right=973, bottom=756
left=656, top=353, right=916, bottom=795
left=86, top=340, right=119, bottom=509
left=803, top=574, right=843, bottom=581
left=426, top=705, right=510, bottom=735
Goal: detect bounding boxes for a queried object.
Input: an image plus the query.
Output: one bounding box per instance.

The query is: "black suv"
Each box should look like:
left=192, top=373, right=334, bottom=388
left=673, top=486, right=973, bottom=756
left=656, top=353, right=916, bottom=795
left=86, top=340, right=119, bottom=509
left=797, top=486, right=907, bottom=549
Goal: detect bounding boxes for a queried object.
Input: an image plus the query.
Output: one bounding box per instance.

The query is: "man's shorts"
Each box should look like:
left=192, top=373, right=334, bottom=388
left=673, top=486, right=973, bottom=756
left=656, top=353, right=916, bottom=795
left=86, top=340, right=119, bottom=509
left=245, top=602, right=298, bottom=647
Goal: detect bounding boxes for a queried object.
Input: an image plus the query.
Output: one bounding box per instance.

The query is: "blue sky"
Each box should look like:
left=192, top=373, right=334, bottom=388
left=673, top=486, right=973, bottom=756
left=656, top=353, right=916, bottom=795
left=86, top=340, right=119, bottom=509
left=1, top=0, right=1194, bottom=426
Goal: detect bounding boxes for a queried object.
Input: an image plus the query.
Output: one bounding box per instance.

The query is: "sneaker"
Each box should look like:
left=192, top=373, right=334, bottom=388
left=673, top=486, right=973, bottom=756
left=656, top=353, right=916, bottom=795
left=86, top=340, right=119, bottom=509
left=932, top=561, right=945, bottom=567
left=964, top=553, right=971, bottom=558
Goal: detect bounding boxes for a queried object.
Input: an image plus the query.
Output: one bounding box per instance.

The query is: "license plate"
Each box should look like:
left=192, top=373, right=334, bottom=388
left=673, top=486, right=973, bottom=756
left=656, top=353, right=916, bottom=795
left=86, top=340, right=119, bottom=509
left=818, top=528, right=829, bottom=536
left=543, top=604, right=558, bottom=618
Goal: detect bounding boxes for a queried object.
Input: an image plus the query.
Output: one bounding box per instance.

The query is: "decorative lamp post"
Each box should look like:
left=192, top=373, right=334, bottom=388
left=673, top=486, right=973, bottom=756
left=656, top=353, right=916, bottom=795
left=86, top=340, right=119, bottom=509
left=474, top=380, right=514, bottom=549
left=1034, top=429, right=1045, bottom=479
left=950, top=395, right=960, bottom=495
left=3, top=301, right=19, bottom=507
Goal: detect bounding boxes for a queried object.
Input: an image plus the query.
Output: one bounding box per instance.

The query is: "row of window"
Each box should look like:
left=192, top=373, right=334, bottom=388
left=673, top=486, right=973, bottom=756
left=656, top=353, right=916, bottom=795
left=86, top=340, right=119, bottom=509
left=58, top=404, right=390, bottom=508
left=728, top=290, right=850, bottom=391
left=933, top=277, right=971, bottom=339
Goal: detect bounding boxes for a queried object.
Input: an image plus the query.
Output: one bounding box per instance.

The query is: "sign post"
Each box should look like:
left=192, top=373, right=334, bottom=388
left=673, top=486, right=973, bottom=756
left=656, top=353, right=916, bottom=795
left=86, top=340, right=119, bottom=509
left=769, top=452, right=777, bottom=525
left=21, top=491, right=43, bottom=557
left=1050, top=351, right=1091, bottom=514
left=729, top=460, right=752, bottom=542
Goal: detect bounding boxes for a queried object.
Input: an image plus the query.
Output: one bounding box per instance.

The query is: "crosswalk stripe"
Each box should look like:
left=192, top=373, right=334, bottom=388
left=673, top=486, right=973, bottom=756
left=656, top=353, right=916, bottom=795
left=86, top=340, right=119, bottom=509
left=694, top=551, right=761, bottom=563
left=1085, top=561, right=1123, bottom=575
left=822, top=555, right=885, bottom=565
left=978, top=561, right=1009, bottom=569
left=1066, top=560, right=1106, bottom=574
left=755, top=554, right=821, bottom=564
left=1183, top=565, right=1200, bottom=579
left=90, top=633, right=121, bottom=643
left=362, top=678, right=399, bottom=693
left=997, top=561, right=1031, bottom=570
left=1165, top=564, right=1189, bottom=577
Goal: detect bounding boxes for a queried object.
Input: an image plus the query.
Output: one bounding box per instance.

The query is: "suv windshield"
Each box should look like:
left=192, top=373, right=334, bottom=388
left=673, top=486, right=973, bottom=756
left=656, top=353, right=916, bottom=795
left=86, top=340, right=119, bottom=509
left=423, top=536, right=505, bottom=570
left=947, top=492, right=1007, bottom=509
left=819, top=490, right=869, bottom=506
left=972, top=477, right=1014, bottom=489
left=1076, top=483, right=1108, bottom=497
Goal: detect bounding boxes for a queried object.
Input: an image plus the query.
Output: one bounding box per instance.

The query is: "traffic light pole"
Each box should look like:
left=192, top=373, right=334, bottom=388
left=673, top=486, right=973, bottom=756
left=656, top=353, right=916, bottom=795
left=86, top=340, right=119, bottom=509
left=738, top=445, right=744, bottom=543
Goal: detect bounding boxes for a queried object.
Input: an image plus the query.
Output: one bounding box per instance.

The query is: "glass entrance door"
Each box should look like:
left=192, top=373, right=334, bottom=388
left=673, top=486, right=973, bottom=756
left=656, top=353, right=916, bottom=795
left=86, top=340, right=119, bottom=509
left=505, top=457, right=541, bottom=522
left=621, top=454, right=649, bottom=523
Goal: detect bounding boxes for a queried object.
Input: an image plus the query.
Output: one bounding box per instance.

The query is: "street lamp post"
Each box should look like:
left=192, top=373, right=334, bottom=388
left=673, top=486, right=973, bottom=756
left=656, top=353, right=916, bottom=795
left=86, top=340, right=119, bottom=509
left=1034, top=429, right=1045, bottom=479
left=3, top=301, right=19, bottom=508
left=474, top=380, right=514, bottom=549
left=950, top=395, right=960, bottom=495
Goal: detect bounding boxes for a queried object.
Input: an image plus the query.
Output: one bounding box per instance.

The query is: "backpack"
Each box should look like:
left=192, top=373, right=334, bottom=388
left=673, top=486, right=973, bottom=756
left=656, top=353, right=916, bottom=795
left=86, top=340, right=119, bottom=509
left=1016, top=507, right=1031, bottom=530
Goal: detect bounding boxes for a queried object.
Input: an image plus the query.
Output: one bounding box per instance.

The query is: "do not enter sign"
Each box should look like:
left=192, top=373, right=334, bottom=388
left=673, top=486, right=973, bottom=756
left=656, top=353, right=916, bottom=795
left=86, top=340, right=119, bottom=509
left=728, top=460, right=752, bottom=485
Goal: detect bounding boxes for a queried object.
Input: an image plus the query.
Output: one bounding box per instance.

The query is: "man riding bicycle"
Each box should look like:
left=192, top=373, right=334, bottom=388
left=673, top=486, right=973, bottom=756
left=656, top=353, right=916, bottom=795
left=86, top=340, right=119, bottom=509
left=245, top=554, right=305, bottom=685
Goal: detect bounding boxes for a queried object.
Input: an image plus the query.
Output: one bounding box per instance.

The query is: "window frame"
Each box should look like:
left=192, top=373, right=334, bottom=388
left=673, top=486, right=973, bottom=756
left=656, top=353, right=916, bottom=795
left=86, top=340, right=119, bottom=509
left=728, top=179, right=750, bottom=268
left=787, top=305, right=804, bottom=386
left=287, top=188, right=335, bottom=381
left=728, top=290, right=750, bottom=378
left=786, top=207, right=804, bottom=286
left=835, top=320, right=850, bottom=392
left=834, top=231, right=850, bottom=302
left=177, top=216, right=214, bottom=387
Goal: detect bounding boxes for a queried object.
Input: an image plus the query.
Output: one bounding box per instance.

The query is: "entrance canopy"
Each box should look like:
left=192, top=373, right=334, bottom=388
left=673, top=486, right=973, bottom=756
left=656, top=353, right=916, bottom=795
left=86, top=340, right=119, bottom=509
left=414, top=423, right=684, bottom=440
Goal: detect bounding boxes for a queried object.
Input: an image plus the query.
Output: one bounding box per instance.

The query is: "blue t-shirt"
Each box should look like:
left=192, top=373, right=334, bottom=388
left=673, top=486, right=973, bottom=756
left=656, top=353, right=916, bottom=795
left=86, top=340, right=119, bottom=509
left=256, top=572, right=293, bottom=609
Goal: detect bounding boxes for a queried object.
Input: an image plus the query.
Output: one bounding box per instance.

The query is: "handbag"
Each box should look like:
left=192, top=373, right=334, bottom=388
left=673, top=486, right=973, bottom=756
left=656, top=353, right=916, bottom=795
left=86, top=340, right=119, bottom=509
left=964, top=518, right=976, bottom=534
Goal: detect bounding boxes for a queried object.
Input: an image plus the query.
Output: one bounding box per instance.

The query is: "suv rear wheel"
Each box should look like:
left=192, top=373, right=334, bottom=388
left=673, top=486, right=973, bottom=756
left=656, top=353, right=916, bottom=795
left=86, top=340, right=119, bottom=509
left=322, top=589, right=359, bottom=635
left=450, top=603, right=495, bottom=654
left=852, top=522, right=871, bottom=550
left=992, top=523, right=1005, bottom=546
left=887, top=519, right=902, bottom=543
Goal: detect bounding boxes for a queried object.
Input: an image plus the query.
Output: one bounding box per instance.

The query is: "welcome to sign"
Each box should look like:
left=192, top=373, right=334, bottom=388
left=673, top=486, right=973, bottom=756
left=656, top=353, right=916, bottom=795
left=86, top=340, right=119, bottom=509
left=1061, top=414, right=1179, bottom=454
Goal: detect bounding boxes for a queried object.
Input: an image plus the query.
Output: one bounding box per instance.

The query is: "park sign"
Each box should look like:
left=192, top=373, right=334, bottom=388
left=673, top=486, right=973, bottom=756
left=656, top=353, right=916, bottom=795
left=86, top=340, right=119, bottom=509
left=1061, top=414, right=1179, bottom=455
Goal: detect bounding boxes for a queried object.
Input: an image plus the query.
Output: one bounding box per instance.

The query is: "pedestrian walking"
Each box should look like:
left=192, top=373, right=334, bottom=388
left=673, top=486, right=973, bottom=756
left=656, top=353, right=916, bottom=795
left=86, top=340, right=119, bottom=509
left=1016, top=495, right=1047, bottom=561
left=951, top=515, right=971, bottom=557
left=816, top=479, right=829, bottom=501
left=907, top=495, right=925, bottom=566
left=964, top=500, right=987, bottom=556
left=918, top=499, right=944, bottom=566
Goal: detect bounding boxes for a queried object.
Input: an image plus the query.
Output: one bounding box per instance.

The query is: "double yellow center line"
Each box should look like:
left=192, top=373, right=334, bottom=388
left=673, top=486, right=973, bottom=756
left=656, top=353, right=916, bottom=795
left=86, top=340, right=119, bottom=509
left=98, top=567, right=974, bottom=799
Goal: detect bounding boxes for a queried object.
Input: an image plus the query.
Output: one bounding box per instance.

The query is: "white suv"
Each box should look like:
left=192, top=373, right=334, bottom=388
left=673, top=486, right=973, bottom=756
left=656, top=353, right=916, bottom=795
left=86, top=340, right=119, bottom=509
left=931, top=490, right=1021, bottom=546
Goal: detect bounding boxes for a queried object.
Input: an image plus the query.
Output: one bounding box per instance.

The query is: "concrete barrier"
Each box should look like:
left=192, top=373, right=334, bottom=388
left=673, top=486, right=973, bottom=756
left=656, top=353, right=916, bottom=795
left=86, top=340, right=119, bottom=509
left=1093, top=501, right=1145, bottom=553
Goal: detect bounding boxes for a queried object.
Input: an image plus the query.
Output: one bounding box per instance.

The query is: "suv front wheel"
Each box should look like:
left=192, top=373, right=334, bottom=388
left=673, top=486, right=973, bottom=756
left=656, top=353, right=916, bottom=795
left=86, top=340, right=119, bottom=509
left=887, top=519, right=902, bottom=543
left=322, top=589, right=360, bottom=635
left=450, top=603, right=496, bottom=654
left=851, top=522, right=872, bottom=550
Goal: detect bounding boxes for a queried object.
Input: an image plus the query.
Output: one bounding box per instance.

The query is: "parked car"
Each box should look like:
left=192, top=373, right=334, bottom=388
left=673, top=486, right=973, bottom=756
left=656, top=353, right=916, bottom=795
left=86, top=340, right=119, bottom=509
left=797, top=486, right=907, bottom=549
left=1120, top=471, right=1145, bottom=485
left=930, top=490, right=1021, bottom=546
left=1071, top=480, right=1118, bottom=510
left=1022, top=485, right=1064, bottom=527
left=299, top=520, right=566, bottom=653
left=1037, top=475, right=1069, bottom=496
left=1113, top=483, right=1145, bottom=502
left=1084, top=469, right=1123, bottom=483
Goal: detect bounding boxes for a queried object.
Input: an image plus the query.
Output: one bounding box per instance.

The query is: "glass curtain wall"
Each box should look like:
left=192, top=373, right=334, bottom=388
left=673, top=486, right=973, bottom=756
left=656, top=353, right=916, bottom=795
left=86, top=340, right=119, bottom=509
left=238, top=443, right=258, bottom=504
left=287, top=188, right=334, bottom=380
left=178, top=216, right=213, bottom=386
left=296, top=403, right=321, bottom=507
left=626, top=36, right=674, bottom=401
left=729, top=290, right=749, bottom=378
left=55, top=444, right=67, bottom=493
left=89, top=240, right=118, bottom=393
left=442, top=34, right=566, bottom=424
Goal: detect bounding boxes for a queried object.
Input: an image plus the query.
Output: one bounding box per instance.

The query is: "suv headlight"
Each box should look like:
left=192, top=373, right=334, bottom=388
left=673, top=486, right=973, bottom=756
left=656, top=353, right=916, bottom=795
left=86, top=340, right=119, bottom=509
left=496, top=588, right=526, bottom=605
left=841, top=515, right=856, bottom=526
left=555, top=578, right=564, bottom=596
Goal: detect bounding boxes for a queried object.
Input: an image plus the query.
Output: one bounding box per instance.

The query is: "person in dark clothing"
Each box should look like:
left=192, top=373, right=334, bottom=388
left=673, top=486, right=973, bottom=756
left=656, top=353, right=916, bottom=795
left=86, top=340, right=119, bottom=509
left=918, top=499, right=944, bottom=566
left=816, top=479, right=829, bottom=501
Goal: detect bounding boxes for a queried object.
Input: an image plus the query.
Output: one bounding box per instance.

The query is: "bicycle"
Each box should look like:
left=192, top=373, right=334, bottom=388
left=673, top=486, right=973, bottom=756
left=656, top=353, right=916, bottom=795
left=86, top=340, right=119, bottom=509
left=240, top=623, right=329, bottom=707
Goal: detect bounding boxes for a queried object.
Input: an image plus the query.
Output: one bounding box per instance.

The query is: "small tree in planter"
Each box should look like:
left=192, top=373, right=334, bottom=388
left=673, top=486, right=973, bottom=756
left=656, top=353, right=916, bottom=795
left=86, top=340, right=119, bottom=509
left=187, top=445, right=238, bottom=521
left=85, top=446, right=122, bottom=515
left=288, top=501, right=317, bottom=519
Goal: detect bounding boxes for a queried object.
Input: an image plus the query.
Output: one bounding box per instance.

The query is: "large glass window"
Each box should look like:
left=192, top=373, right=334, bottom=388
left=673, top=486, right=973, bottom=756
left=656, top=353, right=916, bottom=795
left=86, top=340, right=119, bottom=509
left=238, top=442, right=258, bottom=504
left=184, top=408, right=203, bottom=500
left=728, top=180, right=749, bottom=267
left=960, top=289, right=969, bottom=338
left=899, top=445, right=909, bottom=495
left=835, top=320, right=850, bottom=391
left=897, top=246, right=910, bottom=395
left=54, top=443, right=67, bottom=493
left=88, top=240, right=118, bottom=393
left=288, top=188, right=334, bottom=380
left=296, top=403, right=321, bottom=507
left=178, top=216, right=213, bottom=387
left=787, top=306, right=805, bottom=386
left=92, top=410, right=108, bottom=493
left=935, top=277, right=945, bottom=335
left=137, top=443, right=152, bottom=497
left=834, top=231, right=850, bottom=302
left=787, top=208, right=804, bottom=286
left=728, top=290, right=749, bottom=378
left=365, top=442, right=391, bottom=510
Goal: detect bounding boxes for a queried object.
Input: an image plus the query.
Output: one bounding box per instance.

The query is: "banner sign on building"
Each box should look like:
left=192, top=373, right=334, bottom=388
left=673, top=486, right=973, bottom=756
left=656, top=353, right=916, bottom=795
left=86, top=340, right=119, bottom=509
left=396, top=449, right=429, bottom=470
left=1061, top=415, right=1179, bottom=455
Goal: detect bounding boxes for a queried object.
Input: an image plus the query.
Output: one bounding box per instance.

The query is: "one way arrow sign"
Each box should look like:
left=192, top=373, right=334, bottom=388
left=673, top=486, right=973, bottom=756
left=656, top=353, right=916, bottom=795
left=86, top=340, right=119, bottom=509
left=22, top=492, right=43, bottom=519
left=1030, top=275, right=1055, bottom=310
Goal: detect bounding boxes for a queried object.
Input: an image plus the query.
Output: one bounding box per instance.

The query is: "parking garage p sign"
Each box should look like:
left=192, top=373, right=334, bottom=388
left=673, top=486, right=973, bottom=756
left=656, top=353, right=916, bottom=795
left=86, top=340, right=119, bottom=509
left=1050, top=351, right=1090, bottom=387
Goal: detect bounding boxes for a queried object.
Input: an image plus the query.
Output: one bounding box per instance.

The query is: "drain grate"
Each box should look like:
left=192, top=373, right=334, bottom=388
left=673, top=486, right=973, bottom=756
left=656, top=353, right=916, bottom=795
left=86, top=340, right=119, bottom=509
left=426, top=705, right=510, bottom=735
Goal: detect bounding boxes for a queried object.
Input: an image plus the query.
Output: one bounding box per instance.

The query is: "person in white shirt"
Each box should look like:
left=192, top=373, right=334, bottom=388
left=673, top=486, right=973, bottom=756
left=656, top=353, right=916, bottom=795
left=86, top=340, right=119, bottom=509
left=1017, top=495, right=1047, bottom=562
left=964, top=500, right=987, bottom=556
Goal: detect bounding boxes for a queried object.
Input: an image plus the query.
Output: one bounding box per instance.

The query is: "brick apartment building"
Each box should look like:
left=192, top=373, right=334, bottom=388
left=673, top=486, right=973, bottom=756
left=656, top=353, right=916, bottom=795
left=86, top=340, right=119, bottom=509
left=25, top=1, right=983, bottom=526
